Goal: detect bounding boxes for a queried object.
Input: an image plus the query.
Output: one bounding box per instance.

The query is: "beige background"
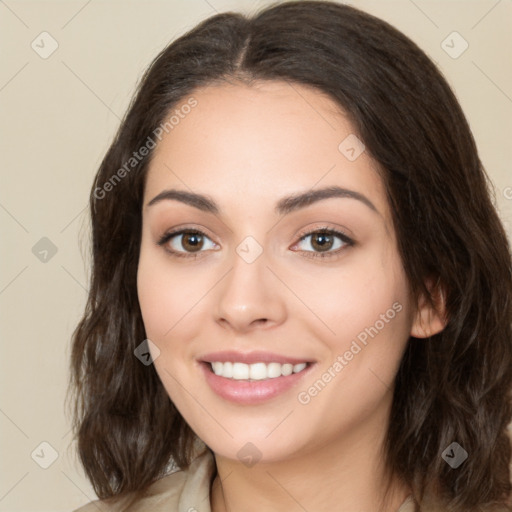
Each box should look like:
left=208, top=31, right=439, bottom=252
left=0, top=0, right=511, bottom=511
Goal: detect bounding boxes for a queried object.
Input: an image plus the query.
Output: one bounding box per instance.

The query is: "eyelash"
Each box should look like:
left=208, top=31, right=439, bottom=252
left=156, top=226, right=355, bottom=260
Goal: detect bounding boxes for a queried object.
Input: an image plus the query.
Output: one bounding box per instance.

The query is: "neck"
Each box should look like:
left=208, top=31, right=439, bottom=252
left=210, top=394, right=410, bottom=512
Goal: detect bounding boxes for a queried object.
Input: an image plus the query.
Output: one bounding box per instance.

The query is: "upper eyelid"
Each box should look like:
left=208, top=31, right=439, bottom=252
left=160, top=225, right=351, bottom=240
left=296, top=225, right=352, bottom=240
left=292, top=229, right=354, bottom=251
left=159, top=226, right=353, bottom=251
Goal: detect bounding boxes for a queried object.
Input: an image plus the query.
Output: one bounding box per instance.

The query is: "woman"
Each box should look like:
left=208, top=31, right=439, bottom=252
left=70, top=1, right=512, bottom=511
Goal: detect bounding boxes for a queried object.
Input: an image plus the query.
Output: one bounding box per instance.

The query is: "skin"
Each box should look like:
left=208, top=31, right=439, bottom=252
left=137, top=80, right=446, bottom=512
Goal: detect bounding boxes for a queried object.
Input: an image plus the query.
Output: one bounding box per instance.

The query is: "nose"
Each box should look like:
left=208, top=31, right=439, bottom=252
left=213, top=247, right=287, bottom=333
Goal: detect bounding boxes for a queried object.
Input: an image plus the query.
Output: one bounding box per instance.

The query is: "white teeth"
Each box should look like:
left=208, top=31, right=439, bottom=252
left=212, top=362, right=223, bottom=376
left=249, top=362, right=267, bottom=380
left=293, top=363, right=307, bottom=373
left=232, top=362, right=249, bottom=379
left=267, top=362, right=282, bottom=378
left=223, top=361, right=233, bottom=378
left=209, top=361, right=309, bottom=380
left=282, top=363, right=293, bottom=376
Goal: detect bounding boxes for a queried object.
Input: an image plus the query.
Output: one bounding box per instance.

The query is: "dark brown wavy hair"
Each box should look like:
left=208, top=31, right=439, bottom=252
left=68, top=1, right=512, bottom=510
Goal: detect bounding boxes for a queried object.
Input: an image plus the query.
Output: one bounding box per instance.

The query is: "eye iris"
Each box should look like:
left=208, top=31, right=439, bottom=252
left=312, top=233, right=333, bottom=252
left=182, top=233, right=203, bottom=252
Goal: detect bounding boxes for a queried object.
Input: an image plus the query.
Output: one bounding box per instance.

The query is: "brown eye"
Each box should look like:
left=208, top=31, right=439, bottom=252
left=310, top=232, right=335, bottom=252
left=157, top=228, right=217, bottom=257
left=180, top=232, right=204, bottom=252
left=292, top=228, right=355, bottom=260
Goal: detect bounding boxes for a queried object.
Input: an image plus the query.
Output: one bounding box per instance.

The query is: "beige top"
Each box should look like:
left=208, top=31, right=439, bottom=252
left=74, top=447, right=416, bottom=512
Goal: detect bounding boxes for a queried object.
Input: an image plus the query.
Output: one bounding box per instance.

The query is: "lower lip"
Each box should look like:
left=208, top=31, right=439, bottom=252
left=200, top=362, right=314, bottom=405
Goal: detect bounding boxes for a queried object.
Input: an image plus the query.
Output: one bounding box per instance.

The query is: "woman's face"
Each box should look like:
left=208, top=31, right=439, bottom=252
left=137, top=80, right=417, bottom=463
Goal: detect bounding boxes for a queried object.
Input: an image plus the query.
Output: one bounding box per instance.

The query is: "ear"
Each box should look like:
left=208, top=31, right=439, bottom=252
left=410, top=276, right=448, bottom=338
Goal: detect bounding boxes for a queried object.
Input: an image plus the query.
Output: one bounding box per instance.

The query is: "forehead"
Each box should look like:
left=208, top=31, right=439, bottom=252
left=144, top=80, right=388, bottom=219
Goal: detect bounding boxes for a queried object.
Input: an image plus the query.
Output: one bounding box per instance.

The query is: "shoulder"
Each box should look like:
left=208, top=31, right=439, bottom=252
left=73, top=448, right=215, bottom=512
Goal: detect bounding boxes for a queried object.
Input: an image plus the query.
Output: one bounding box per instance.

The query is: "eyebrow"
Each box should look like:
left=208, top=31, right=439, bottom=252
left=146, top=185, right=379, bottom=216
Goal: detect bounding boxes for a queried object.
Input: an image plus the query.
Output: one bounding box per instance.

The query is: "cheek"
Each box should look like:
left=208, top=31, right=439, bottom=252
left=136, top=244, right=204, bottom=340
left=299, top=248, right=408, bottom=342
left=136, top=249, right=198, bottom=397
left=299, top=251, right=412, bottom=407
left=137, top=256, right=171, bottom=339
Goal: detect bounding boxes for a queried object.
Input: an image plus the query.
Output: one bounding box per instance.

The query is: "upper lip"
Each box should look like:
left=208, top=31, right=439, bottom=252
left=200, top=351, right=315, bottom=365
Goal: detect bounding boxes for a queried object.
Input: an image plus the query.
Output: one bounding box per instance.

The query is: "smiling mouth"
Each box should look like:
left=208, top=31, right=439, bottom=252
left=207, top=361, right=311, bottom=381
